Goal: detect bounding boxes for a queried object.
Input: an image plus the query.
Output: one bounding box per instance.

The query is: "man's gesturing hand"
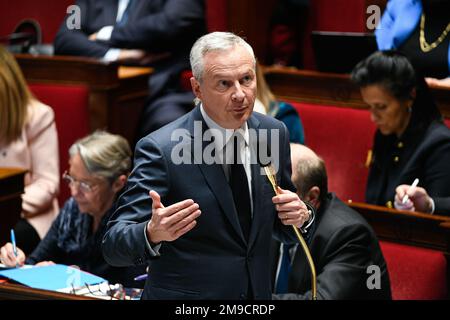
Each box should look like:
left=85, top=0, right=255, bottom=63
left=146, top=190, right=201, bottom=244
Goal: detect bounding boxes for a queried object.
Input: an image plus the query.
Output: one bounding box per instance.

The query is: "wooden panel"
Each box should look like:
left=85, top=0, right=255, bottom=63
left=15, top=54, right=152, bottom=147
left=349, top=202, right=450, bottom=253
left=0, top=283, right=97, bottom=300
left=263, top=66, right=450, bottom=118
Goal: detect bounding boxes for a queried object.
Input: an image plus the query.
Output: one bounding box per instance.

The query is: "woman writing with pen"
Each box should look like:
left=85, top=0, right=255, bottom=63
left=0, top=131, right=146, bottom=287
left=351, top=51, right=450, bottom=211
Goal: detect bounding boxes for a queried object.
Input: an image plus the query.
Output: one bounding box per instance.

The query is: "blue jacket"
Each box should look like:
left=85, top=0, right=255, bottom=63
left=376, top=0, right=450, bottom=74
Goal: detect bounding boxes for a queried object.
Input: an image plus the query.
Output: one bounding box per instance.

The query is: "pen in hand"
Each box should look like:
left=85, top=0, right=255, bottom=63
left=10, top=229, right=19, bottom=268
left=134, top=274, right=148, bottom=281
left=402, top=178, right=420, bottom=204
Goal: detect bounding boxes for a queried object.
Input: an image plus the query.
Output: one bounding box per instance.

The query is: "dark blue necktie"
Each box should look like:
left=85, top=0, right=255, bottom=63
left=229, top=135, right=251, bottom=241
left=117, top=0, right=134, bottom=27
left=276, top=244, right=294, bottom=294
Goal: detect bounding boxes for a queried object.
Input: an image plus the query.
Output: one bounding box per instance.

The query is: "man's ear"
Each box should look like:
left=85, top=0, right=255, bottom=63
left=190, top=77, right=202, bottom=100
left=306, top=186, right=321, bottom=206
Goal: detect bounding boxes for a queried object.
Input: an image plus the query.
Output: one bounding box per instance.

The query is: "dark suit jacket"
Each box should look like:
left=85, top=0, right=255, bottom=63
left=366, top=117, right=450, bottom=209
left=434, top=197, right=450, bottom=215
left=102, top=106, right=298, bottom=299
left=272, top=193, right=392, bottom=300
left=54, top=0, right=206, bottom=99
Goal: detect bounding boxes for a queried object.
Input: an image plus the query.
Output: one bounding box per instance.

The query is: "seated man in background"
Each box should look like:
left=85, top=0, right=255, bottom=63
left=272, top=144, right=391, bottom=300
left=54, top=0, right=207, bottom=140
left=0, top=131, right=146, bottom=288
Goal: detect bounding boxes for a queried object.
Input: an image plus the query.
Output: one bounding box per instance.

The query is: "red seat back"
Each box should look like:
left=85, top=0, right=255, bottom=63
left=380, top=241, right=448, bottom=300
left=29, top=83, right=90, bottom=205
left=291, top=102, right=375, bottom=202
left=0, top=0, right=74, bottom=43
left=206, top=0, right=228, bottom=32
left=445, top=118, right=450, bottom=128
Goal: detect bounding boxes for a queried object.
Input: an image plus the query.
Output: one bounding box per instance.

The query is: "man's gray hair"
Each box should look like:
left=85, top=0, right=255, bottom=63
left=190, top=32, right=256, bottom=82
left=69, top=131, right=132, bottom=183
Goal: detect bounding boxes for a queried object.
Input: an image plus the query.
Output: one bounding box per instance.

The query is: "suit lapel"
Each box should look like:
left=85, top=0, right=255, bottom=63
left=246, top=115, right=270, bottom=248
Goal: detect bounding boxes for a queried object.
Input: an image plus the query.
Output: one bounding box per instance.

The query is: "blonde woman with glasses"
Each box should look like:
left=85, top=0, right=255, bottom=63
left=0, top=131, right=146, bottom=287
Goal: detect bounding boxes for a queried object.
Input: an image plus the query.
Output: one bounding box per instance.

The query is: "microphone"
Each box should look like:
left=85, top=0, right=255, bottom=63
left=263, top=163, right=318, bottom=300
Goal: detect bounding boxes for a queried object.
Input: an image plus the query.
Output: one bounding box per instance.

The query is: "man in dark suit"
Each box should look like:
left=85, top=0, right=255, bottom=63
left=102, top=32, right=312, bottom=300
left=272, top=144, right=391, bottom=300
left=54, top=0, right=207, bottom=140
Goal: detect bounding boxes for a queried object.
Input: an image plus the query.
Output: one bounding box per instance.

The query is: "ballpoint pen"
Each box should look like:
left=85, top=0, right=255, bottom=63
left=10, top=229, right=18, bottom=268
left=402, top=178, right=419, bottom=204
left=133, top=274, right=148, bottom=281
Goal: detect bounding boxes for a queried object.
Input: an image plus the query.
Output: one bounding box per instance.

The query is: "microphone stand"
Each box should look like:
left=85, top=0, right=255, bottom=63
left=264, top=165, right=317, bottom=300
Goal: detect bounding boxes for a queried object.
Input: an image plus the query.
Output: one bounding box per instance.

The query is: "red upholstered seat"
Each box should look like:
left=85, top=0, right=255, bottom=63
left=290, top=102, right=375, bottom=202
left=380, top=241, right=448, bottom=300
left=29, top=83, right=90, bottom=206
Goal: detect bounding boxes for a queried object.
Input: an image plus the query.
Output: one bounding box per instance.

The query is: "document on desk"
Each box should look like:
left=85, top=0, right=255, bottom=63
left=0, top=264, right=107, bottom=291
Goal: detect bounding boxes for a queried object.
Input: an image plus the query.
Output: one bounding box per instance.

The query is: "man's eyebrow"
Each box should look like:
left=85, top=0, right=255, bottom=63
left=212, top=69, right=254, bottom=79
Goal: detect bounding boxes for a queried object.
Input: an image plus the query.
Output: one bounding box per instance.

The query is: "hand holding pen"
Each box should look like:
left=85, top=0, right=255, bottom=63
left=395, top=181, right=434, bottom=213
left=0, top=231, right=26, bottom=268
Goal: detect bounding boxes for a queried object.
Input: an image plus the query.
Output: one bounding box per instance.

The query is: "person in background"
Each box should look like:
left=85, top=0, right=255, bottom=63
left=255, top=62, right=305, bottom=144
left=54, top=0, right=207, bottom=141
left=272, top=144, right=391, bottom=300
left=395, top=184, right=450, bottom=216
left=376, top=0, right=450, bottom=87
left=0, top=45, right=59, bottom=255
left=351, top=51, right=450, bottom=209
left=0, top=131, right=146, bottom=287
left=267, top=0, right=310, bottom=68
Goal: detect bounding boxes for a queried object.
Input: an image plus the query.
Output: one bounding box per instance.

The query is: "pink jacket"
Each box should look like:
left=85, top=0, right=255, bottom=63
left=0, top=100, right=60, bottom=239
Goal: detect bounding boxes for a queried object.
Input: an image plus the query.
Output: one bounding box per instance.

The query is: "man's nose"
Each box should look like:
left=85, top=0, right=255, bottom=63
left=231, top=82, right=245, bottom=101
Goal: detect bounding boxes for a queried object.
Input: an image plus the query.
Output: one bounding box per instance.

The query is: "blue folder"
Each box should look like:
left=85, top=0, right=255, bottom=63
left=0, top=264, right=107, bottom=291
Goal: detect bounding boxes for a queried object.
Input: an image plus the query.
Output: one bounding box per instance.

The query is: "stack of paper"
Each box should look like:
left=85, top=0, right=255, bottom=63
left=0, top=264, right=107, bottom=291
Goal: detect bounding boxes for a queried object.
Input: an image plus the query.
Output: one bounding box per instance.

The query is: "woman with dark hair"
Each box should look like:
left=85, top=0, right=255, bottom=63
left=351, top=50, right=450, bottom=211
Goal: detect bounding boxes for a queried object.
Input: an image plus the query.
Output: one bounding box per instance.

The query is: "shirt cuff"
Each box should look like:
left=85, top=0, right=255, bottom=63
left=429, top=198, right=435, bottom=214
left=144, top=221, right=161, bottom=257
left=300, top=202, right=316, bottom=234
left=96, top=26, right=114, bottom=41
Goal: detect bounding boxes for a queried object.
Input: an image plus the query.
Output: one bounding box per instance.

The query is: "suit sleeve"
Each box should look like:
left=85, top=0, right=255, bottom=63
left=22, top=103, right=59, bottom=216
left=102, top=136, right=170, bottom=267
left=54, top=0, right=111, bottom=57
left=375, top=0, right=396, bottom=50
left=109, top=0, right=205, bottom=50
left=434, top=197, right=450, bottom=216
left=423, top=138, right=450, bottom=200
left=273, top=223, right=374, bottom=300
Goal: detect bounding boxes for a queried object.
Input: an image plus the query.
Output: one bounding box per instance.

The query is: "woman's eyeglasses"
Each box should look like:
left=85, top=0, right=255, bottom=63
left=62, top=171, right=96, bottom=193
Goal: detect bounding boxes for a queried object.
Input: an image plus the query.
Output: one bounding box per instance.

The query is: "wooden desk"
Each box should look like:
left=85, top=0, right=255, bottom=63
left=0, top=282, right=97, bottom=300
left=264, top=66, right=450, bottom=118
left=348, top=201, right=450, bottom=253
left=0, top=168, right=26, bottom=244
left=15, top=54, right=153, bottom=146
